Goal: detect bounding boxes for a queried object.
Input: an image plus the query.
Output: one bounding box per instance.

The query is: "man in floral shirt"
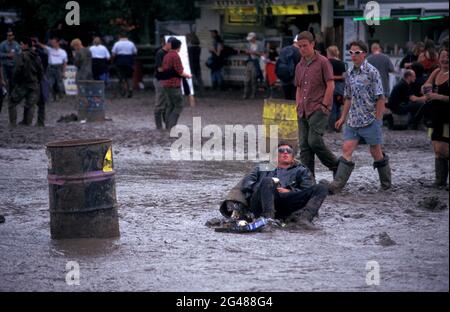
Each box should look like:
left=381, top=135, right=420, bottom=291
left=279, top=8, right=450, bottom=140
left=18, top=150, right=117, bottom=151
left=321, top=40, right=391, bottom=194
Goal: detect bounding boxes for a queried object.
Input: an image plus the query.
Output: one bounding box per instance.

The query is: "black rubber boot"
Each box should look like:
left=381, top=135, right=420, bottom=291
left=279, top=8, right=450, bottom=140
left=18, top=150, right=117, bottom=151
left=154, top=112, right=164, bottom=130
left=320, top=157, right=355, bottom=195
left=8, top=104, right=17, bottom=127
left=296, top=210, right=319, bottom=231
left=25, top=105, right=35, bottom=126
left=166, top=112, right=180, bottom=131
left=19, top=106, right=30, bottom=125
left=287, top=184, right=327, bottom=230
left=374, top=153, right=392, bottom=190
left=434, top=157, right=449, bottom=188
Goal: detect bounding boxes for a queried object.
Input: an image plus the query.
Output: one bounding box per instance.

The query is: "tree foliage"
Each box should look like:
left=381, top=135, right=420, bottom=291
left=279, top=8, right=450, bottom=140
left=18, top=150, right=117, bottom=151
left=0, top=0, right=198, bottom=43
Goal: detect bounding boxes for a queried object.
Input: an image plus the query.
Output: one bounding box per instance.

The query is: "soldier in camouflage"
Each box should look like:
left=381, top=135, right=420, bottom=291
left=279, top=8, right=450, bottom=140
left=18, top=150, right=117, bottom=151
left=8, top=37, right=43, bottom=127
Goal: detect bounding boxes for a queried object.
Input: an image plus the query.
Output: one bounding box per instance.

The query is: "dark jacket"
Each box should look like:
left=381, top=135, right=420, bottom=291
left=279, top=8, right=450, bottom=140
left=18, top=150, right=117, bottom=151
left=241, top=161, right=315, bottom=196
left=219, top=161, right=315, bottom=217
left=13, top=48, right=43, bottom=88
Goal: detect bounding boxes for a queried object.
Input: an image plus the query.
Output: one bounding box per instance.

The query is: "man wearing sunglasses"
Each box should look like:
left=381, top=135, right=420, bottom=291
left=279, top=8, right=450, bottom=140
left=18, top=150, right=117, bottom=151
left=321, top=40, right=391, bottom=194
left=219, top=143, right=328, bottom=230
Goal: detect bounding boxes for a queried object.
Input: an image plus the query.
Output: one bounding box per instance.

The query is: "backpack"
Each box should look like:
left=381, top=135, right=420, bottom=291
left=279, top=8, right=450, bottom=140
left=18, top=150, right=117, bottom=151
left=275, top=46, right=298, bottom=83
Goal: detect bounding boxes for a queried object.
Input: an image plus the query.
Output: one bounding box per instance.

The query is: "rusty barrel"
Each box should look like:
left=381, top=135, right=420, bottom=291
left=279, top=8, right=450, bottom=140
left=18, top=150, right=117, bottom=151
left=78, top=80, right=106, bottom=122
left=262, top=99, right=299, bottom=150
left=46, top=139, right=120, bottom=239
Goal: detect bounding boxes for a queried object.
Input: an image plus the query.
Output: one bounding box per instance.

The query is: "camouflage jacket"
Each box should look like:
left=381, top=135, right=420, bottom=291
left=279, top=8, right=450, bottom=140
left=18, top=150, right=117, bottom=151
left=13, top=48, right=43, bottom=88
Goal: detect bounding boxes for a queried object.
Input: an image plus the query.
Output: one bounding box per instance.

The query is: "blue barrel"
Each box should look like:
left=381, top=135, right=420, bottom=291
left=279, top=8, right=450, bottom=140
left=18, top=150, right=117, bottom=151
left=78, top=80, right=106, bottom=122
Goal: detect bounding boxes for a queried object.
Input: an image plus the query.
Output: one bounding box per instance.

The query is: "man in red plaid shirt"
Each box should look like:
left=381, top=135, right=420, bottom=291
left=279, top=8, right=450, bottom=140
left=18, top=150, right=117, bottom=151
left=162, top=38, right=192, bottom=130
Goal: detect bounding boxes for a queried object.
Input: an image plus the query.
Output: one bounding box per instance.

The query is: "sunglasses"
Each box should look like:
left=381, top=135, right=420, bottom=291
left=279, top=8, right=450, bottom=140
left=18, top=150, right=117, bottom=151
left=349, top=50, right=365, bottom=55
left=278, top=147, right=294, bottom=154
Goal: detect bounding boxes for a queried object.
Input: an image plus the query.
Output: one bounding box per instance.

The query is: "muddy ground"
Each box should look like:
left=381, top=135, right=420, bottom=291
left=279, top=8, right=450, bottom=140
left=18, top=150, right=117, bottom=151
left=0, top=88, right=448, bottom=292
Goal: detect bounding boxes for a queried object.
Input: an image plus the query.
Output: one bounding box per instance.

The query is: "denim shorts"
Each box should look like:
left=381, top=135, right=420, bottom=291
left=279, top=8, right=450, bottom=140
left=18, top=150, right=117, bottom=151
left=343, top=119, right=383, bottom=145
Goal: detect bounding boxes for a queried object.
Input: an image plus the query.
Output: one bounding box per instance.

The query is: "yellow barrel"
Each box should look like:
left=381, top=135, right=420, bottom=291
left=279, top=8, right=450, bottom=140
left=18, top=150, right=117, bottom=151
left=262, top=99, right=299, bottom=149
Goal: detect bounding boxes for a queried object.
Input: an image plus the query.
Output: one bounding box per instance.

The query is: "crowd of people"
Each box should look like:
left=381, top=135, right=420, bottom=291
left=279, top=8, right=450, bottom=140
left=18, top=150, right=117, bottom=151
left=0, top=29, right=138, bottom=127
left=219, top=31, right=448, bottom=230
left=1, top=25, right=448, bottom=230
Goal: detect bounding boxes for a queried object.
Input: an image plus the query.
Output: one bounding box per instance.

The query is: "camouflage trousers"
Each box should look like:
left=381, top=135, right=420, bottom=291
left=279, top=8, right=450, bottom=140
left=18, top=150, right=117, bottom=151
left=8, top=85, right=40, bottom=125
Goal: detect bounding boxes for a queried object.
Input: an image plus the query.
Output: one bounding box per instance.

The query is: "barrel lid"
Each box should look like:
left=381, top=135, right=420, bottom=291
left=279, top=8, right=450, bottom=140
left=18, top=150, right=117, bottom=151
left=46, top=138, right=112, bottom=148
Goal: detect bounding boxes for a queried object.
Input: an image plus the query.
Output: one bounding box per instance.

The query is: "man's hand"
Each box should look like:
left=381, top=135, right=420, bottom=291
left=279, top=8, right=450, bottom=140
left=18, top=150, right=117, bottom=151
left=277, top=187, right=291, bottom=193
left=7, top=52, right=14, bottom=59
left=335, top=117, right=345, bottom=130
left=183, top=73, right=192, bottom=79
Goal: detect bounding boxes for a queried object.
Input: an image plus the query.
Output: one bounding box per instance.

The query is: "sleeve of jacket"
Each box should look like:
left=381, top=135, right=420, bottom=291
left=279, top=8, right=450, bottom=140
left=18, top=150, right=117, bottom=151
left=295, top=165, right=315, bottom=190
left=12, top=55, right=23, bottom=84
left=240, top=166, right=260, bottom=193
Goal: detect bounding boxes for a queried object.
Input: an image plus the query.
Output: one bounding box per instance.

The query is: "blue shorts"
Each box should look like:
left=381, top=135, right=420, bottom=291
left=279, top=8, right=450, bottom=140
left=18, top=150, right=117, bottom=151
left=343, top=119, right=383, bottom=145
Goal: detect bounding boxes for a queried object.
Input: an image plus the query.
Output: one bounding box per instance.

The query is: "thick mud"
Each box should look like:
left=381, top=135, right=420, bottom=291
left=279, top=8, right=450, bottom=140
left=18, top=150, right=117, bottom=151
left=0, top=89, right=448, bottom=291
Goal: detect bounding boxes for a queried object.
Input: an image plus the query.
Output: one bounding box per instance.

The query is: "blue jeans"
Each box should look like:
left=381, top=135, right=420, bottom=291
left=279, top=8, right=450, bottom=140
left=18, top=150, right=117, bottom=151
left=211, top=69, right=223, bottom=89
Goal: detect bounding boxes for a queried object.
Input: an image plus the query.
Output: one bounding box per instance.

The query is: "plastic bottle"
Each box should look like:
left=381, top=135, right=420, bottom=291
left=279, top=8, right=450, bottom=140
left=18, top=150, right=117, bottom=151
left=246, top=217, right=268, bottom=231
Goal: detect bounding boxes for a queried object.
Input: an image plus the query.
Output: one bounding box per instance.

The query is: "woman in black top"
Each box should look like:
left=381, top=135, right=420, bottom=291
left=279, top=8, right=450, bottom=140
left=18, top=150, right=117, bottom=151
left=326, top=45, right=346, bottom=132
left=423, top=48, right=449, bottom=187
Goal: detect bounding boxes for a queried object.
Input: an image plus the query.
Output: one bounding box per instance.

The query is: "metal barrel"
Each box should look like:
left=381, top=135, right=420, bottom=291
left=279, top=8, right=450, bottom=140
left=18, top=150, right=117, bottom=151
left=46, top=139, right=120, bottom=239
left=262, top=99, right=299, bottom=150
left=77, top=80, right=106, bottom=122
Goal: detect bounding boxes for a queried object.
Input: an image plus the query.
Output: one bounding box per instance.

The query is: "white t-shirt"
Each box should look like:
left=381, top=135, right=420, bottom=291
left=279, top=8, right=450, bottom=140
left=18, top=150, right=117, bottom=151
left=46, top=47, right=68, bottom=65
left=89, top=45, right=111, bottom=59
left=111, top=39, right=137, bottom=56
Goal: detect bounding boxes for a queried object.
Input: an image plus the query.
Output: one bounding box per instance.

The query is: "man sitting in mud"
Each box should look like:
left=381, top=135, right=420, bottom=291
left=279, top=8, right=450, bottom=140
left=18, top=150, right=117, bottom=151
left=219, top=143, right=328, bottom=230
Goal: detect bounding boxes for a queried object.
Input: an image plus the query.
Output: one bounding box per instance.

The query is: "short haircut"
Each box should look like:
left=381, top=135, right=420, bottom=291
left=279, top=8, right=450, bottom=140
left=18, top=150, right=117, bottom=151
left=403, top=69, right=415, bottom=79
left=20, top=37, right=34, bottom=48
left=171, top=38, right=181, bottom=50
left=349, top=40, right=368, bottom=53
left=371, top=42, right=381, bottom=50
left=167, top=36, right=177, bottom=44
left=327, top=45, right=340, bottom=58
left=93, top=37, right=102, bottom=45
left=297, top=31, right=314, bottom=43
left=70, top=38, right=82, bottom=48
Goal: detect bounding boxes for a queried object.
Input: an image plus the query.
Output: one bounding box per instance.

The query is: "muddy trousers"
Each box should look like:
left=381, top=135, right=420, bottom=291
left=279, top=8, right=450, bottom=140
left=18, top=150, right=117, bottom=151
left=153, top=80, right=168, bottom=129
left=243, top=62, right=258, bottom=99
left=1, top=65, right=15, bottom=113
left=8, top=86, right=39, bottom=125
left=298, top=111, right=339, bottom=176
left=48, top=65, right=65, bottom=100
left=163, top=87, right=184, bottom=130
left=21, top=96, right=45, bottom=126
left=249, top=177, right=328, bottom=220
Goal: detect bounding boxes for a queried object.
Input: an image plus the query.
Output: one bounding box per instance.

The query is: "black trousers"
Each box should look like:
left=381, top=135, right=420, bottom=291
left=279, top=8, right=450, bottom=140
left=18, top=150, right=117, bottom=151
left=249, top=177, right=327, bottom=219
left=282, top=83, right=296, bottom=101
